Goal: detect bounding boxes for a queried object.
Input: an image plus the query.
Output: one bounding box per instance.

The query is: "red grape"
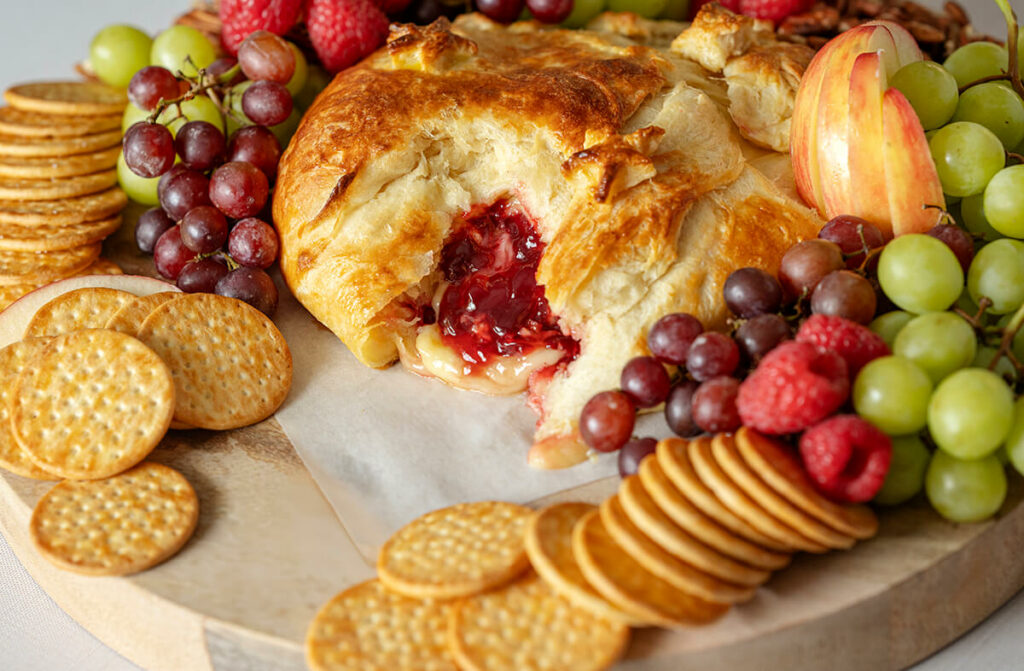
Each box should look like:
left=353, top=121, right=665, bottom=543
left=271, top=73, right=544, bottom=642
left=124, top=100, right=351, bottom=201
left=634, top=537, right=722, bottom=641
left=476, top=0, right=525, bottom=23
left=579, top=390, right=636, bottom=453
left=123, top=122, right=175, bottom=178
left=135, top=208, right=175, bottom=254
left=691, top=377, right=742, bottom=433
left=127, top=66, right=180, bottom=111
left=685, top=332, right=739, bottom=381
left=618, top=437, right=658, bottom=478
left=177, top=257, right=229, bottom=293
left=778, top=239, right=845, bottom=299
left=647, top=313, right=703, bottom=365
left=159, top=168, right=211, bottom=221
left=153, top=226, right=198, bottom=280
left=526, top=0, right=573, bottom=23
left=241, top=80, right=293, bottom=127
left=209, top=161, right=269, bottom=219
left=175, top=121, right=226, bottom=172
left=818, top=215, right=886, bottom=269
left=180, top=205, right=229, bottom=254
left=238, top=31, right=296, bottom=84
left=664, top=380, right=701, bottom=438
left=215, top=266, right=279, bottom=316
left=926, top=223, right=975, bottom=273
left=228, top=217, right=279, bottom=269
left=227, top=126, right=281, bottom=182
left=810, top=270, right=878, bottom=325
left=620, top=356, right=671, bottom=409
left=723, top=267, right=783, bottom=318
left=735, top=313, right=790, bottom=363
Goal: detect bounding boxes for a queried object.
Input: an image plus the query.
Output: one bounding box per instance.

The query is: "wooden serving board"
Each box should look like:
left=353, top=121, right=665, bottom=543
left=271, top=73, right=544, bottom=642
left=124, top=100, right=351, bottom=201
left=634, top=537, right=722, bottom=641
left=2, top=216, right=1024, bottom=670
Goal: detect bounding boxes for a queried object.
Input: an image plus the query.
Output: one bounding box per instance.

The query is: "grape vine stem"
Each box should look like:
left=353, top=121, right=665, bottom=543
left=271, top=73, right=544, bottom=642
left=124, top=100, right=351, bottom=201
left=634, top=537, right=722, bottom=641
left=992, top=0, right=1024, bottom=100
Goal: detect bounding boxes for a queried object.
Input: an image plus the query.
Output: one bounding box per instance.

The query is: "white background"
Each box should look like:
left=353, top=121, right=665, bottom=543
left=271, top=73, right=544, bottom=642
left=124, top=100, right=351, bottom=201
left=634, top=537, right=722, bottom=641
left=0, top=1, right=1022, bottom=670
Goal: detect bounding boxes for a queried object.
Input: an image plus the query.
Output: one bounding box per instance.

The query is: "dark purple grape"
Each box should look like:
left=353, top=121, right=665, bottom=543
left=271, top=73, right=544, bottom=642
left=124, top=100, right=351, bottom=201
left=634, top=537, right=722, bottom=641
left=238, top=30, right=296, bottom=84
left=723, top=267, right=783, bottom=318
left=207, top=57, right=244, bottom=85
left=159, top=169, right=211, bottom=221
left=647, top=313, right=703, bottom=365
left=209, top=161, right=269, bottom=219
left=241, top=81, right=293, bottom=127
left=618, top=437, right=658, bottom=478
left=620, top=356, right=671, bottom=409
left=810, top=270, right=878, bottom=325
left=180, top=205, right=229, bottom=254
left=227, top=126, right=281, bottom=182
left=177, top=256, right=229, bottom=293
left=123, top=122, right=175, bottom=178
left=153, top=226, right=198, bottom=280
left=818, top=215, right=886, bottom=269
left=407, top=0, right=445, bottom=22
left=926, top=223, right=975, bottom=273
left=664, top=380, right=701, bottom=438
left=685, top=332, right=739, bottom=382
left=228, top=217, right=279, bottom=268
left=691, top=377, right=741, bottom=433
left=215, top=266, right=279, bottom=316
left=175, top=121, right=226, bottom=172
left=526, top=0, right=573, bottom=23
left=135, top=207, right=175, bottom=254
left=578, top=390, right=636, bottom=453
left=476, top=0, right=525, bottom=23
left=735, top=313, right=790, bottom=363
left=127, top=66, right=180, bottom=111
left=778, top=239, right=845, bottom=299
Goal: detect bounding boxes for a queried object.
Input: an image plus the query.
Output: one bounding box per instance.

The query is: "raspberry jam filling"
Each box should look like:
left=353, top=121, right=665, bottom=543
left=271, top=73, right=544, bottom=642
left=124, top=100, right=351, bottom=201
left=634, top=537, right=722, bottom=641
left=436, top=199, right=578, bottom=369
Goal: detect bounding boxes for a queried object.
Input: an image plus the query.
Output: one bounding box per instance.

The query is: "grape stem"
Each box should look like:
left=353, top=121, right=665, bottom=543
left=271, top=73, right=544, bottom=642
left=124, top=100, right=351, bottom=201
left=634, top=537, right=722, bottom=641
left=991, top=0, right=1024, bottom=99
left=144, top=57, right=243, bottom=127
left=984, top=297, right=1024, bottom=378
left=1009, top=152, right=1024, bottom=165
left=954, top=296, right=993, bottom=329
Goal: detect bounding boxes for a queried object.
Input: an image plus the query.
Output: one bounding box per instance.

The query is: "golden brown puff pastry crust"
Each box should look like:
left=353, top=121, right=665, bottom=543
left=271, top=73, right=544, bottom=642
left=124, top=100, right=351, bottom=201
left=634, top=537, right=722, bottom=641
left=274, top=13, right=822, bottom=466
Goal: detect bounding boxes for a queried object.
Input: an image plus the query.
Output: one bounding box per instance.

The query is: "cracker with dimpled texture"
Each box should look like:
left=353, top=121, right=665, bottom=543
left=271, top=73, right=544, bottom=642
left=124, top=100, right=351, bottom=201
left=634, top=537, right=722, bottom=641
left=75, top=257, right=122, bottom=276
left=5, top=82, right=128, bottom=116
left=0, top=338, right=57, bottom=479
left=0, top=215, right=121, bottom=252
left=0, top=169, right=117, bottom=201
left=0, top=242, right=101, bottom=285
left=524, top=502, right=641, bottom=626
left=306, top=579, right=458, bottom=671
left=0, top=129, right=120, bottom=158
left=0, top=187, right=126, bottom=225
left=378, top=501, right=532, bottom=600
left=11, top=329, right=174, bottom=480
left=448, top=573, right=630, bottom=671
left=0, top=260, right=122, bottom=312
left=0, top=146, right=119, bottom=179
left=136, top=293, right=292, bottom=430
left=104, top=292, right=178, bottom=336
left=24, top=287, right=135, bottom=338
left=29, top=462, right=197, bottom=576
left=0, top=107, right=120, bottom=137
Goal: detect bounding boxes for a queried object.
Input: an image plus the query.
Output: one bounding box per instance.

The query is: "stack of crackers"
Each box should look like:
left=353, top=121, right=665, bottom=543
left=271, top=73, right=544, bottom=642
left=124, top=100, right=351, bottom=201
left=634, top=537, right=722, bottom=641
left=307, top=428, right=879, bottom=671
left=0, top=81, right=131, bottom=310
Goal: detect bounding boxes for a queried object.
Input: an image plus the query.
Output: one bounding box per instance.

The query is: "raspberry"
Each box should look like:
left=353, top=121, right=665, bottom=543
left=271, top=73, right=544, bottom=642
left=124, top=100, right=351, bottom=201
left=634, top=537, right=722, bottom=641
left=689, top=0, right=741, bottom=19
left=736, top=341, right=849, bottom=435
left=799, top=415, right=893, bottom=503
left=796, top=314, right=890, bottom=377
left=307, top=0, right=390, bottom=73
left=738, top=0, right=814, bottom=22
left=219, top=0, right=303, bottom=56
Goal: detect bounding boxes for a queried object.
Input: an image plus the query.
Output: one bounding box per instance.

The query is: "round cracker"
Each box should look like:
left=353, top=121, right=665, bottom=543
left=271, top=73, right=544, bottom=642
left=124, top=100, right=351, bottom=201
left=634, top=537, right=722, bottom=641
left=0, top=187, right=126, bottom=226
left=0, top=215, right=121, bottom=252
left=735, top=428, right=879, bottom=540
left=29, top=462, right=197, bottom=576
left=0, top=338, right=58, bottom=479
left=618, top=475, right=770, bottom=587
left=0, top=129, right=121, bottom=158
left=0, top=283, right=35, bottom=312
left=105, top=292, right=178, bottom=336
left=0, top=169, right=117, bottom=201
left=136, top=293, right=292, bottom=430
left=639, top=456, right=791, bottom=571
left=0, top=107, right=120, bottom=137
left=11, top=329, right=174, bottom=480
left=524, top=502, right=641, bottom=626
left=378, top=501, right=532, bottom=600
left=306, top=579, right=458, bottom=671
left=0, top=258, right=122, bottom=311
left=5, top=82, right=127, bottom=116
left=0, top=146, right=119, bottom=179
left=571, top=510, right=728, bottom=628
left=24, top=287, right=135, bottom=338
left=75, top=257, right=123, bottom=276
left=0, top=243, right=101, bottom=286
left=448, top=573, right=630, bottom=671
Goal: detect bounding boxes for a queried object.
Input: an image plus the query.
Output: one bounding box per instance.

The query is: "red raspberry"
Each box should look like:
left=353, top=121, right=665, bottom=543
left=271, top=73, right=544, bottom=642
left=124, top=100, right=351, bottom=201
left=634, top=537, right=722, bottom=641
left=799, top=415, right=893, bottom=503
left=796, top=314, right=890, bottom=377
left=306, top=0, right=390, bottom=73
left=738, top=0, right=814, bottom=22
left=219, top=0, right=303, bottom=56
left=689, top=0, right=741, bottom=19
left=736, top=341, right=849, bottom=435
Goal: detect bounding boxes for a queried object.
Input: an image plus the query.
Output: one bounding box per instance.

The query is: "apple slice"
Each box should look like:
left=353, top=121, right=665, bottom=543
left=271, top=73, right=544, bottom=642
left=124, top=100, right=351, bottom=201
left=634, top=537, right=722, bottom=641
left=847, top=51, right=895, bottom=237
left=881, top=88, right=946, bottom=236
left=868, top=20, right=924, bottom=71
left=0, top=274, right=178, bottom=349
left=791, top=46, right=831, bottom=214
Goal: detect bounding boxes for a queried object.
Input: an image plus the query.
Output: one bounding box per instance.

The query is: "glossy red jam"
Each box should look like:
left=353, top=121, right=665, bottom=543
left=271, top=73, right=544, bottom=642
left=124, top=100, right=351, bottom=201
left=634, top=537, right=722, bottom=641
left=437, top=200, right=578, bottom=368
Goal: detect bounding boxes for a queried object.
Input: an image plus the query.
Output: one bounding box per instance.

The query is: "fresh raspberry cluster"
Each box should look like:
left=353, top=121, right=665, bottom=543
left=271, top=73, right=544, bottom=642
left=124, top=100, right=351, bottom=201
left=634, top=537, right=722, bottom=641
left=689, top=0, right=814, bottom=22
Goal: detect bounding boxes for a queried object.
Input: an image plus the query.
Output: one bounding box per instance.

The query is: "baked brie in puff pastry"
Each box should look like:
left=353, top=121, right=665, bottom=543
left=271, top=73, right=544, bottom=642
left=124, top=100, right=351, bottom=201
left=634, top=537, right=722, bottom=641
left=273, top=8, right=821, bottom=468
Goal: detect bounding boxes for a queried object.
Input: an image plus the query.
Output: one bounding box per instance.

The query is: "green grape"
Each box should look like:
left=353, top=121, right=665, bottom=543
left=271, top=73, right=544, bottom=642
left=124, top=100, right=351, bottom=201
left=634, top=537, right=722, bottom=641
left=122, top=102, right=148, bottom=133
left=563, top=0, right=607, bottom=27
left=90, top=25, right=152, bottom=89
left=269, top=107, right=302, bottom=148
left=658, top=0, right=690, bottom=20
left=295, top=65, right=332, bottom=111
left=951, top=82, right=1024, bottom=150
left=116, top=151, right=159, bottom=205
left=853, top=356, right=933, bottom=436
left=928, top=122, right=1006, bottom=198
left=869, top=310, right=914, bottom=348
left=874, top=435, right=931, bottom=506
left=1006, top=396, right=1024, bottom=477
left=984, top=165, right=1024, bottom=238
left=955, top=287, right=979, bottom=316
left=927, top=368, right=1013, bottom=460
left=877, top=234, right=964, bottom=314
left=943, top=41, right=1009, bottom=89
left=925, top=450, right=1006, bottom=523
left=961, top=193, right=1004, bottom=242
left=967, top=238, right=1024, bottom=314
left=890, top=61, right=959, bottom=131
left=285, top=42, right=308, bottom=98
left=893, top=312, right=976, bottom=383
left=608, top=0, right=665, bottom=19
left=124, top=94, right=225, bottom=137
left=973, top=346, right=1017, bottom=384
left=151, top=25, right=216, bottom=78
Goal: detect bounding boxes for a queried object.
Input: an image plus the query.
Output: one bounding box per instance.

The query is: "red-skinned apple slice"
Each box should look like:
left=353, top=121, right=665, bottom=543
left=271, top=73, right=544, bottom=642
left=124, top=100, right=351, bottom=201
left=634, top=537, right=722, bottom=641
left=868, top=20, right=924, bottom=69
left=791, top=46, right=831, bottom=213
left=881, top=88, right=946, bottom=236
left=848, top=51, right=894, bottom=237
